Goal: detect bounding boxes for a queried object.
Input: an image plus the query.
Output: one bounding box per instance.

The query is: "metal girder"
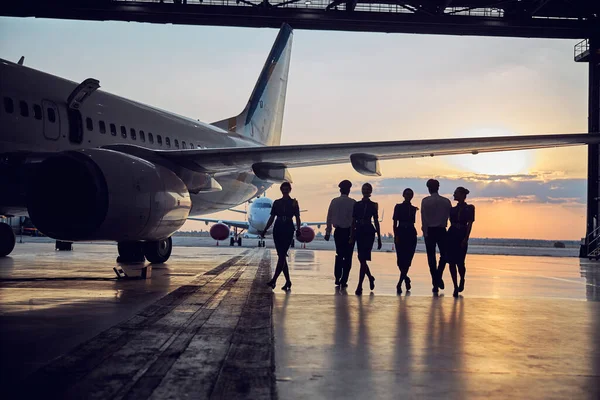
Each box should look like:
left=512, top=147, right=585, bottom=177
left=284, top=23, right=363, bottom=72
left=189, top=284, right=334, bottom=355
left=587, top=36, right=600, bottom=243
left=0, top=1, right=597, bottom=39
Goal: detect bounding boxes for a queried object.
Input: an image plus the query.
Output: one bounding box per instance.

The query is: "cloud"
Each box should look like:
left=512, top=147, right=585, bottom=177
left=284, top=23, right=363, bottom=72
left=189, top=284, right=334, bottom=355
left=375, top=174, right=586, bottom=205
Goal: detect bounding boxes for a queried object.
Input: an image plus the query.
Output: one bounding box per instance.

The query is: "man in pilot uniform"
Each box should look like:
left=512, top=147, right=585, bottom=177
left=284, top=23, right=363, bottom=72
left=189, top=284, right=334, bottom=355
left=421, top=179, right=452, bottom=293
left=325, top=180, right=356, bottom=288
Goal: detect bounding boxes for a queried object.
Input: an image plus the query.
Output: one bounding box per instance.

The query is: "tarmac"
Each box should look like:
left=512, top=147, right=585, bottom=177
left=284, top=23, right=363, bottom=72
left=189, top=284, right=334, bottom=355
left=1, top=240, right=599, bottom=399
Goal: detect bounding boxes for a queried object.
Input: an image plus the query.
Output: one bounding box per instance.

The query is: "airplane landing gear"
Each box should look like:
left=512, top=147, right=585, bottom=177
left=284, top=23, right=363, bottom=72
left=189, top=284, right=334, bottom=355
left=0, top=222, right=15, bottom=257
left=257, top=239, right=265, bottom=248
left=291, top=239, right=295, bottom=248
left=230, top=237, right=235, bottom=246
left=117, top=241, right=145, bottom=263
left=238, top=237, right=242, bottom=246
left=143, top=237, right=172, bottom=264
left=56, top=240, right=73, bottom=251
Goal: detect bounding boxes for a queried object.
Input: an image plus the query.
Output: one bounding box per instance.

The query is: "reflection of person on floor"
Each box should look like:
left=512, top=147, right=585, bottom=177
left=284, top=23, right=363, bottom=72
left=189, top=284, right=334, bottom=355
left=351, top=183, right=382, bottom=295
left=421, top=179, right=452, bottom=293
left=447, top=187, right=475, bottom=297
left=262, top=182, right=301, bottom=291
left=393, top=188, right=418, bottom=294
left=325, top=179, right=356, bottom=288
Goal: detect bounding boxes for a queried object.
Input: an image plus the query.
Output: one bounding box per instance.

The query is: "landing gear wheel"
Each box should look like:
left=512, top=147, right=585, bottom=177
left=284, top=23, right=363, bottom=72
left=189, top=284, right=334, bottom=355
left=230, top=237, right=235, bottom=246
left=262, top=240, right=266, bottom=247
left=55, top=240, right=73, bottom=251
left=143, top=237, right=172, bottom=264
left=291, top=239, right=295, bottom=248
left=258, top=240, right=262, bottom=247
left=0, top=223, right=16, bottom=257
left=117, top=241, right=145, bottom=263
left=237, top=237, right=242, bottom=246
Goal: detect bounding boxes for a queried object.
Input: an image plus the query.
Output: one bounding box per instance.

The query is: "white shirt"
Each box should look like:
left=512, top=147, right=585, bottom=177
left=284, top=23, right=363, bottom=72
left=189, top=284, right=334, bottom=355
left=421, top=193, right=452, bottom=233
left=326, top=194, right=356, bottom=234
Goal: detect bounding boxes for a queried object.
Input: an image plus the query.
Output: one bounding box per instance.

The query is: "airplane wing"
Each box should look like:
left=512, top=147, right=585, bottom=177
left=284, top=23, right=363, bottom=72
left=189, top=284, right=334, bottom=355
left=187, top=217, right=249, bottom=230
left=137, top=132, right=600, bottom=177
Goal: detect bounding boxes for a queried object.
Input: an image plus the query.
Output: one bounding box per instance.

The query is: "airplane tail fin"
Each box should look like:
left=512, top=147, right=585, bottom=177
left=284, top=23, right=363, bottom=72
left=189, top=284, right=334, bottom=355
left=212, top=24, right=293, bottom=146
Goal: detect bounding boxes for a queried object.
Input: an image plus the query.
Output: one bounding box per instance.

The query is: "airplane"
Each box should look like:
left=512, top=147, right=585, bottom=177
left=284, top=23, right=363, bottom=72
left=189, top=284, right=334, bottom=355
left=187, top=196, right=324, bottom=247
left=1, top=23, right=599, bottom=263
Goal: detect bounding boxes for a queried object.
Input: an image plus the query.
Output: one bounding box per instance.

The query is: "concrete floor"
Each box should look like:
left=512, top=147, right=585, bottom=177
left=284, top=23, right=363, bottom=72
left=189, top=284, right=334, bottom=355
left=0, top=243, right=244, bottom=385
left=273, top=251, right=600, bottom=399
left=1, top=241, right=599, bottom=399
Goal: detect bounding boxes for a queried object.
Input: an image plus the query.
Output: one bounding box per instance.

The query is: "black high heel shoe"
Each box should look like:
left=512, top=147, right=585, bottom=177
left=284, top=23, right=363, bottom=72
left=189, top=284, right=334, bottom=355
left=396, top=282, right=402, bottom=295
left=266, top=280, right=276, bottom=289
left=369, top=276, right=375, bottom=291
left=405, top=277, right=412, bottom=291
left=458, top=278, right=465, bottom=292
left=355, top=287, right=363, bottom=296
left=281, top=281, right=292, bottom=291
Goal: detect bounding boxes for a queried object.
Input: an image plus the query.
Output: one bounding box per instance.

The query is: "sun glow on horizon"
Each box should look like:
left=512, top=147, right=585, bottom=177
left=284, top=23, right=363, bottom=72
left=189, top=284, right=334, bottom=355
left=448, top=128, right=534, bottom=176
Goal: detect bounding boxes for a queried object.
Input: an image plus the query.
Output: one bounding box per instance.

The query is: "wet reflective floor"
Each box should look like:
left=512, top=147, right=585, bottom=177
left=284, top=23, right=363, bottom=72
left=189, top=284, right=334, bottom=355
left=274, top=250, right=600, bottom=399
left=1, top=242, right=599, bottom=399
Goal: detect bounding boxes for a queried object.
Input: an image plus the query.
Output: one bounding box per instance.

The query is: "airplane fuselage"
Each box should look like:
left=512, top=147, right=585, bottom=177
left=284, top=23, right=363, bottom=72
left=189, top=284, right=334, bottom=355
left=0, top=58, right=272, bottom=217
left=246, top=197, right=273, bottom=234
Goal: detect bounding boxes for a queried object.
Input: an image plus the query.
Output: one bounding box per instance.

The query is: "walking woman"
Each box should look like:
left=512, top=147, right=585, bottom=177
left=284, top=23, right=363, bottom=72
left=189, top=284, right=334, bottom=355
left=262, top=182, right=301, bottom=291
left=393, top=188, right=418, bottom=294
left=447, top=187, right=475, bottom=297
left=352, top=183, right=382, bottom=295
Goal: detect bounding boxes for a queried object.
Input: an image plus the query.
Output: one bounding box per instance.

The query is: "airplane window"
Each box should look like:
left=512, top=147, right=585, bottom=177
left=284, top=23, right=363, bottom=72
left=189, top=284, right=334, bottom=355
left=33, top=104, right=42, bottom=120
left=182, top=141, right=186, bottom=148
left=157, top=135, right=162, bottom=145
left=99, top=120, right=106, bottom=134
left=130, top=128, right=136, bottom=140
left=148, top=132, right=154, bottom=144
left=19, top=101, right=29, bottom=117
left=120, top=126, right=127, bottom=139
left=86, top=117, right=93, bottom=131
left=165, top=137, right=171, bottom=147
left=4, top=97, right=14, bottom=114
left=139, top=130, right=145, bottom=142
left=110, top=123, right=116, bottom=136
left=47, top=108, right=56, bottom=123
left=256, top=203, right=272, bottom=209
left=174, top=139, right=179, bottom=149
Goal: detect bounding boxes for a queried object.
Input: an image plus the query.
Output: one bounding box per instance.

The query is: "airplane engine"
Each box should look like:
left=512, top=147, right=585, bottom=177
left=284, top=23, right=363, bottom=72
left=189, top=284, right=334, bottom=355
left=26, top=149, right=191, bottom=242
left=296, top=226, right=315, bottom=243
left=209, top=223, right=230, bottom=241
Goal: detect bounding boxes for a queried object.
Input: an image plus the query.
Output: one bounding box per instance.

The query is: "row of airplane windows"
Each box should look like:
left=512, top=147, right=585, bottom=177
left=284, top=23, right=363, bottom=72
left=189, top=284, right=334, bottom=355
left=3, top=96, right=197, bottom=149
left=3, top=97, right=54, bottom=122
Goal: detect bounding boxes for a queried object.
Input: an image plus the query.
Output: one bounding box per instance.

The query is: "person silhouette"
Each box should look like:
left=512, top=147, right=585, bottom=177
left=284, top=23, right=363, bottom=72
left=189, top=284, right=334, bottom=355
left=393, top=188, right=418, bottom=294
left=325, top=180, right=356, bottom=288
left=351, top=183, right=382, bottom=295
left=262, top=182, right=301, bottom=291
left=421, top=179, right=452, bottom=293
left=447, top=187, right=475, bottom=297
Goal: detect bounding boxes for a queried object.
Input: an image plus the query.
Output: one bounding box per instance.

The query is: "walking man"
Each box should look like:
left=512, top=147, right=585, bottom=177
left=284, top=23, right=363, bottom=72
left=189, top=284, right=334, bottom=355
left=421, top=179, right=452, bottom=293
left=325, top=180, right=356, bottom=288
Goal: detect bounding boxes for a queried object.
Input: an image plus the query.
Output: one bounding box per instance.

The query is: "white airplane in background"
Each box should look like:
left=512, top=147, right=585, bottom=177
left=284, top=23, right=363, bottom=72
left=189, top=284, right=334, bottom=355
left=1, top=23, right=598, bottom=264
left=188, top=196, right=325, bottom=247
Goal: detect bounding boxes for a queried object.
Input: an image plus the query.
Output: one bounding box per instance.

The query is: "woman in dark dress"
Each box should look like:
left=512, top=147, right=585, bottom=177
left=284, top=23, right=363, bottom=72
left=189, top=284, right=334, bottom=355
left=447, top=186, right=475, bottom=297
left=351, top=183, right=382, bottom=295
left=393, top=188, right=418, bottom=294
left=262, top=182, right=301, bottom=291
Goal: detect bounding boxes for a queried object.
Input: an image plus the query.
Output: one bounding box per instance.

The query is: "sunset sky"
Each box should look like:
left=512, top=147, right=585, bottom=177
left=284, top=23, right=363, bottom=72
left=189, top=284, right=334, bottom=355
left=0, top=17, right=590, bottom=240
